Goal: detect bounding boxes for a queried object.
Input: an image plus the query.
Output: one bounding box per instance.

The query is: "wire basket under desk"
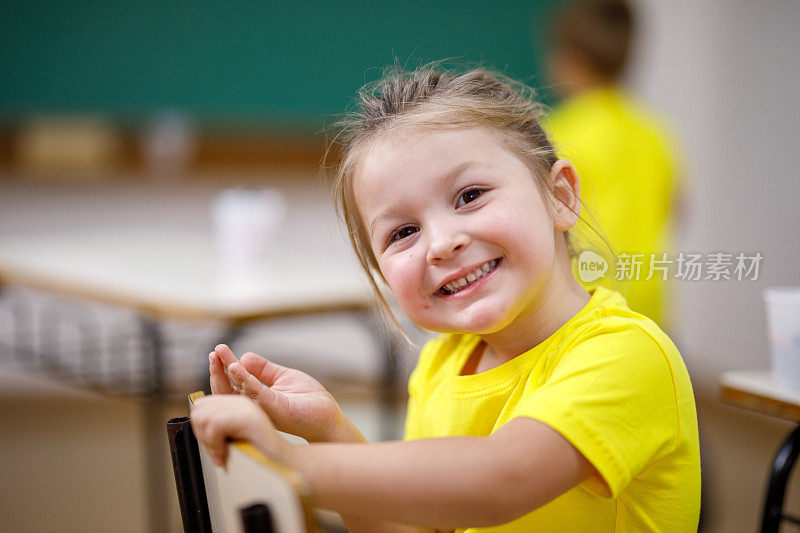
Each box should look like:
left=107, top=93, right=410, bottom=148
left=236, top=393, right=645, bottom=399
left=0, top=287, right=220, bottom=398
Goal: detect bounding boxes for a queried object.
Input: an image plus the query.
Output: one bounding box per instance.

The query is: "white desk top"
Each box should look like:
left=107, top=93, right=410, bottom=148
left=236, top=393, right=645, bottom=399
left=0, top=229, right=373, bottom=321
left=0, top=181, right=375, bottom=321
left=719, top=369, right=800, bottom=420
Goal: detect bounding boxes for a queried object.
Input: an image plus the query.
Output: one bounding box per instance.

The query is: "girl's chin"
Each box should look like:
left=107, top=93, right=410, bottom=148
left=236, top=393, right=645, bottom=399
left=424, top=315, right=509, bottom=336
left=412, top=299, right=514, bottom=334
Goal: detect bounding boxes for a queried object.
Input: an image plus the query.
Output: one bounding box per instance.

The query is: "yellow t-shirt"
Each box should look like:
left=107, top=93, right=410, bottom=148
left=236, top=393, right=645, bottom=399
left=546, top=87, right=679, bottom=327
left=404, top=287, right=700, bottom=532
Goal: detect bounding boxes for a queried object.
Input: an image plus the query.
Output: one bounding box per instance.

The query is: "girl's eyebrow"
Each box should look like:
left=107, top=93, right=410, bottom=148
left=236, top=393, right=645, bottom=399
left=370, top=202, right=403, bottom=238
left=368, top=160, right=480, bottom=238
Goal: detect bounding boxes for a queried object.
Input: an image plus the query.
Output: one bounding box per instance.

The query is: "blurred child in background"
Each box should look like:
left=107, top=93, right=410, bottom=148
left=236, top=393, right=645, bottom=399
left=546, top=0, right=681, bottom=329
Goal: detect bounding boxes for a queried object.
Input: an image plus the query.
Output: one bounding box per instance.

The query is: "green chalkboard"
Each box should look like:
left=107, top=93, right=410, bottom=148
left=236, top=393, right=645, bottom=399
left=1, top=1, right=561, bottom=129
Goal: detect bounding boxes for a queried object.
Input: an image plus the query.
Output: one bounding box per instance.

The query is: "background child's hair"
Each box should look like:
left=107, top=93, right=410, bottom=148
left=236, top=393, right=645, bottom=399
left=552, top=0, right=634, bottom=82
left=326, top=62, right=607, bottom=338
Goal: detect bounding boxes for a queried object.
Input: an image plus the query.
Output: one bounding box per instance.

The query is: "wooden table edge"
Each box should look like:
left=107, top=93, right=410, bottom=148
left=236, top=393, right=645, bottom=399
left=719, top=381, right=800, bottom=422
left=0, top=265, right=373, bottom=323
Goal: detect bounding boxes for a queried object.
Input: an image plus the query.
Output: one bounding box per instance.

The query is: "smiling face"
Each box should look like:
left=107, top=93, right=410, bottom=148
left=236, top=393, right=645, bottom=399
left=354, top=126, right=575, bottom=336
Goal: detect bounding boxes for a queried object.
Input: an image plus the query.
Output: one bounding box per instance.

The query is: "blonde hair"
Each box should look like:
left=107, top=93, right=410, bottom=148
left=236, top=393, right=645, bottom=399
left=327, top=63, right=599, bottom=337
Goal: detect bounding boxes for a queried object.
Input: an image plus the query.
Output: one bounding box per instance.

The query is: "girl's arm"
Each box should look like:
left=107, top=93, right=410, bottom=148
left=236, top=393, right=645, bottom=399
left=191, top=394, right=439, bottom=533
left=285, top=417, right=595, bottom=529
left=192, top=395, right=594, bottom=530
left=191, top=395, right=593, bottom=528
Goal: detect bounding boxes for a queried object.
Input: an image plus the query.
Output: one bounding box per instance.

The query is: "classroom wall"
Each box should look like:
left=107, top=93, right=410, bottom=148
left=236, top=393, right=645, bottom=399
left=630, top=0, right=800, bottom=530
left=0, top=0, right=560, bottom=126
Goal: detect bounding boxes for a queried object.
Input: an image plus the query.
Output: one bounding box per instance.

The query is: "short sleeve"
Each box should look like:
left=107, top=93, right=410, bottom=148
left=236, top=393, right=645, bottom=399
left=510, top=323, right=680, bottom=498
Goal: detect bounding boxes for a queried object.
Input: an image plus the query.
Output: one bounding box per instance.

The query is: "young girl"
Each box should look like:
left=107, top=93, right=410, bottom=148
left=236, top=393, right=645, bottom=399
left=191, top=65, right=701, bottom=532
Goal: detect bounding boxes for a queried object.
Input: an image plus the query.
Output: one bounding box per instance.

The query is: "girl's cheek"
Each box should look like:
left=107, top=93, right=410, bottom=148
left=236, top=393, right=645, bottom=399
left=483, top=211, right=515, bottom=234
left=381, top=255, right=421, bottom=295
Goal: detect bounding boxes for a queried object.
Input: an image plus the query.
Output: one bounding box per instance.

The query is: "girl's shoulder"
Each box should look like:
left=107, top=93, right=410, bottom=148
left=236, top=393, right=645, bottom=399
left=558, top=287, right=680, bottom=359
left=551, top=288, right=685, bottom=385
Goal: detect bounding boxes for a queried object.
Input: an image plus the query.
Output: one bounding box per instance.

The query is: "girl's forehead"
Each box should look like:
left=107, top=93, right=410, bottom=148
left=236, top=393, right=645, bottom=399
left=352, top=125, right=536, bottom=204
left=358, top=125, right=502, bottom=172
left=350, top=128, right=456, bottom=225
left=355, top=125, right=535, bottom=191
left=353, top=128, right=441, bottom=197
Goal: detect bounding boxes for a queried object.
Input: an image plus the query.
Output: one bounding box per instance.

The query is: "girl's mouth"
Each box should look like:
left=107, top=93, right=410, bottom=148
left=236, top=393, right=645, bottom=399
left=436, top=258, right=501, bottom=296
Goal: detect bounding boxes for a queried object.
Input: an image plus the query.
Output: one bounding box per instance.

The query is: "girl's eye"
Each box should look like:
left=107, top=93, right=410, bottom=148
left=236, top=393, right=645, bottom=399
left=388, top=225, right=419, bottom=244
left=457, top=188, right=484, bottom=207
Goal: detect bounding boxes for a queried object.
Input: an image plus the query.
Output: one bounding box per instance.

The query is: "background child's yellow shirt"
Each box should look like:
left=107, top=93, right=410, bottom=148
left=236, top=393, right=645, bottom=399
left=404, top=288, right=700, bottom=532
left=546, top=88, right=679, bottom=327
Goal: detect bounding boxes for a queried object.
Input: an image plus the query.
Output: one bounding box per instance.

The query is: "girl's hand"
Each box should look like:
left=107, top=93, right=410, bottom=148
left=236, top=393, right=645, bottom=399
left=191, top=394, right=289, bottom=467
left=208, top=344, right=242, bottom=394
left=209, top=344, right=364, bottom=443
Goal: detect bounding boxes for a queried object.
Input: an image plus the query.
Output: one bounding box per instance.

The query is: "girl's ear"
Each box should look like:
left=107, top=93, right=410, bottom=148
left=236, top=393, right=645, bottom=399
left=549, top=159, right=581, bottom=231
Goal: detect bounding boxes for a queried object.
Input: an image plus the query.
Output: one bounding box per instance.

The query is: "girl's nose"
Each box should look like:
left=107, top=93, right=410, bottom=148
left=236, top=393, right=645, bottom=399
left=426, top=229, right=470, bottom=264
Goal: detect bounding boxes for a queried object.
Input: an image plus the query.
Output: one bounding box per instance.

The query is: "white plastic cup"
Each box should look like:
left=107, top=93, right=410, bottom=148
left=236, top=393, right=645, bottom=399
left=143, top=112, right=195, bottom=179
left=211, top=188, right=287, bottom=293
left=763, top=287, right=800, bottom=389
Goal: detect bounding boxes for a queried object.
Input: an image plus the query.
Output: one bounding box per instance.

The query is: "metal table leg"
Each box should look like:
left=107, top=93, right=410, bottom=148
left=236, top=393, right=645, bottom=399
left=762, top=423, right=800, bottom=532
left=140, top=317, right=248, bottom=532
left=139, top=315, right=170, bottom=533
left=365, top=311, right=402, bottom=441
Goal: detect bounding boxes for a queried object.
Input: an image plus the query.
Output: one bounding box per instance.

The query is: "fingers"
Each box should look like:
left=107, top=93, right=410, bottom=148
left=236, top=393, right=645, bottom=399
left=240, top=352, right=289, bottom=386
left=214, top=344, right=239, bottom=367
left=209, top=344, right=243, bottom=394
left=229, top=362, right=273, bottom=406
left=191, top=397, right=234, bottom=466
left=228, top=362, right=292, bottom=432
left=209, top=352, right=235, bottom=394
left=191, top=395, right=283, bottom=467
left=211, top=345, right=294, bottom=398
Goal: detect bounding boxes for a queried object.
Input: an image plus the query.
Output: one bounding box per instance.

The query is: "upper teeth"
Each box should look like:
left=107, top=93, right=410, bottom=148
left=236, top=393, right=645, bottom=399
left=443, top=259, right=498, bottom=294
